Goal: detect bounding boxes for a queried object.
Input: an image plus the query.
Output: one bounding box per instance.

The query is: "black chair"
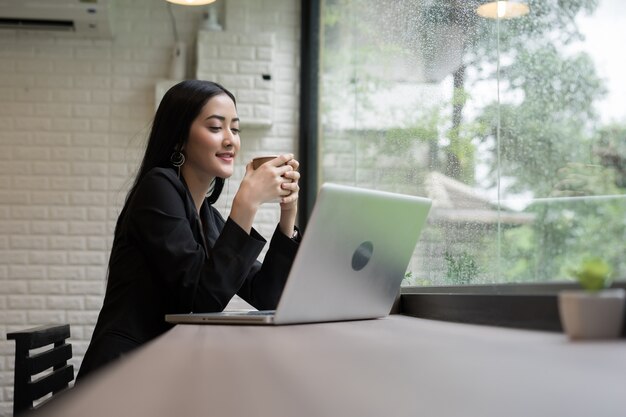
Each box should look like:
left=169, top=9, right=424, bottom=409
left=7, top=324, right=74, bottom=416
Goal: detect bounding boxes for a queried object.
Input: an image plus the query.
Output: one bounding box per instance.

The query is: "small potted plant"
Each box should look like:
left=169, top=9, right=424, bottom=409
left=558, top=257, right=625, bottom=340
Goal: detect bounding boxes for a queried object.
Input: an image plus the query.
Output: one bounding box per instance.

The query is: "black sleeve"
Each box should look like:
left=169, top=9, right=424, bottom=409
left=237, top=225, right=300, bottom=310
left=126, top=171, right=265, bottom=313
left=192, top=218, right=267, bottom=311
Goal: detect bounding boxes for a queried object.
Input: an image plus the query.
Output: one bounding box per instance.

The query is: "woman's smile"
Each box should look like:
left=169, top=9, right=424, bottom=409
left=216, top=151, right=235, bottom=163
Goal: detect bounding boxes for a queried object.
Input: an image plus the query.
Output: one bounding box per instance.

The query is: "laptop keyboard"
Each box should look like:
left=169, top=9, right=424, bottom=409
left=246, top=310, right=275, bottom=316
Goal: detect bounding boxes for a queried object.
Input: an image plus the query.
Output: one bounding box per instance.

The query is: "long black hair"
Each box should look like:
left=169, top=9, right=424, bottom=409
left=138, top=79, right=235, bottom=203
left=117, top=80, right=236, bottom=233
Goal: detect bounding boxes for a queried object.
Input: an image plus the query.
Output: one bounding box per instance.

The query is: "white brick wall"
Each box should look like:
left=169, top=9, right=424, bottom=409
left=0, top=0, right=300, bottom=414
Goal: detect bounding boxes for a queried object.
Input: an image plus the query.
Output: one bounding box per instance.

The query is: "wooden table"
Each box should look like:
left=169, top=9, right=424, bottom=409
left=40, top=315, right=626, bottom=417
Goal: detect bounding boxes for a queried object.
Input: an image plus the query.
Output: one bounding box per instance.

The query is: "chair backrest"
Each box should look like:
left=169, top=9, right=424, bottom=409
left=7, top=324, right=74, bottom=416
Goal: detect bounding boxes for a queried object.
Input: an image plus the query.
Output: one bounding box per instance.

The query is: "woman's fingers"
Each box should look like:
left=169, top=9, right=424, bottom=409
left=280, top=186, right=299, bottom=203
left=280, top=177, right=299, bottom=196
left=269, top=153, right=294, bottom=167
left=286, top=158, right=299, bottom=171
left=243, top=154, right=300, bottom=204
left=279, top=159, right=300, bottom=206
left=281, top=170, right=300, bottom=186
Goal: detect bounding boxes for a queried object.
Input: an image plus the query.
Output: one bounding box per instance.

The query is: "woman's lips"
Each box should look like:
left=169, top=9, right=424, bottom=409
left=216, top=152, right=234, bottom=162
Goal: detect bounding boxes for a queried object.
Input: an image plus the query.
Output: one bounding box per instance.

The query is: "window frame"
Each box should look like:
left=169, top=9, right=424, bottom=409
left=400, top=283, right=626, bottom=332
left=298, top=0, right=321, bottom=230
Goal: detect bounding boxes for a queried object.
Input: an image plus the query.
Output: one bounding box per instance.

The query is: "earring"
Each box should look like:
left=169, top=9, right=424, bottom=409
left=170, top=151, right=185, bottom=178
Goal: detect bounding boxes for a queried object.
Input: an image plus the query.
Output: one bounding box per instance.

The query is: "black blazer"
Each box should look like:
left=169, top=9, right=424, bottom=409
left=77, top=167, right=299, bottom=380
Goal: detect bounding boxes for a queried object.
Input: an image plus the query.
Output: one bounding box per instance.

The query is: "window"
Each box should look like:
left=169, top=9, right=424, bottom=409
left=313, top=0, right=625, bottom=288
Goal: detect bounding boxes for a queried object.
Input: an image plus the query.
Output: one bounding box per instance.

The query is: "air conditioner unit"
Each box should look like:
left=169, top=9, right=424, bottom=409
left=0, top=0, right=113, bottom=38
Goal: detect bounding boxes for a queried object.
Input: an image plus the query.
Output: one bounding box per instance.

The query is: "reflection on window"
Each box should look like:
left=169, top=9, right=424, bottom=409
left=319, top=0, right=625, bottom=286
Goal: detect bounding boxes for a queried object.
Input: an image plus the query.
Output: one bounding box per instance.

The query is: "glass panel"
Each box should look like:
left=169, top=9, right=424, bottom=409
left=319, top=0, right=625, bottom=286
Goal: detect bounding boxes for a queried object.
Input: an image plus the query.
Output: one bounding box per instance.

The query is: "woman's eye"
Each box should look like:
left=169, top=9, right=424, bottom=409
left=231, top=128, right=240, bottom=135
left=208, top=126, right=221, bottom=132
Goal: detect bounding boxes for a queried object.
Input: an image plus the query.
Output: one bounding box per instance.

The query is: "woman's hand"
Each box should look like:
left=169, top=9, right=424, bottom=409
left=230, top=154, right=297, bottom=234
left=279, top=158, right=300, bottom=211
left=278, top=157, right=300, bottom=238
left=240, top=154, right=296, bottom=206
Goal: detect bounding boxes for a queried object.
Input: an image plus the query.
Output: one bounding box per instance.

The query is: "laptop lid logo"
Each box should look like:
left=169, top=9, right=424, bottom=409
left=351, top=241, right=374, bottom=271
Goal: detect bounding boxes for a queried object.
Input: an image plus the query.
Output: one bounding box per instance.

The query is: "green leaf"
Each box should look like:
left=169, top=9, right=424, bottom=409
left=569, top=257, right=612, bottom=292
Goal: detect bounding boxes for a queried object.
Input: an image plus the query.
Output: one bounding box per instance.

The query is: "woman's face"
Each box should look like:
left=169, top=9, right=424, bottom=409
left=183, top=93, right=240, bottom=182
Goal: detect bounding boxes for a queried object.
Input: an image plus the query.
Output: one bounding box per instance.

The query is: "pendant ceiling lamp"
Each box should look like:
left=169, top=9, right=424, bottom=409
left=165, top=0, right=216, bottom=6
left=476, top=1, right=530, bottom=19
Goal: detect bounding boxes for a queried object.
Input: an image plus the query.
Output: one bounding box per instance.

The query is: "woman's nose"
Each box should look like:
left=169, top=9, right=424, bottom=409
left=222, top=129, right=234, bottom=144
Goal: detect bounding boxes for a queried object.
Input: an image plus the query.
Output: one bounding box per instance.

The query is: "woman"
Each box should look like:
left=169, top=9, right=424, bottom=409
left=77, top=80, right=301, bottom=380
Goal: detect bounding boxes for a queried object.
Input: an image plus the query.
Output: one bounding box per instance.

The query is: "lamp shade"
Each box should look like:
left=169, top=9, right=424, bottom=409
left=476, top=1, right=530, bottom=19
left=166, top=0, right=216, bottom=6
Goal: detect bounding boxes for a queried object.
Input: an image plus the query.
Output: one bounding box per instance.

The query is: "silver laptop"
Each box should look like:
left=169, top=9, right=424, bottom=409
left=165, top=183, right=432, bottom=325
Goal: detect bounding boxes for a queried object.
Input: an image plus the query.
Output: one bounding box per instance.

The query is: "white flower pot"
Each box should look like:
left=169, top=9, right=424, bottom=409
left=558, top=288, right=626, bottom=340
